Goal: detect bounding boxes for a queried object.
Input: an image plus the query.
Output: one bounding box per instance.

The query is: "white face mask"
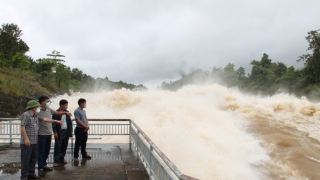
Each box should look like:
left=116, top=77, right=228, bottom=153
left=36, top=107, right=40, bottom=113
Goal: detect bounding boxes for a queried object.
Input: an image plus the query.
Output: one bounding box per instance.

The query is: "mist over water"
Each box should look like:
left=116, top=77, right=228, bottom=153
left=52, top=84, right=320, bottom=180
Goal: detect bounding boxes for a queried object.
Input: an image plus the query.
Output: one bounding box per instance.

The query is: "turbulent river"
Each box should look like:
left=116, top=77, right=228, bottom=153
left=52, top=84, right=320, bottom=180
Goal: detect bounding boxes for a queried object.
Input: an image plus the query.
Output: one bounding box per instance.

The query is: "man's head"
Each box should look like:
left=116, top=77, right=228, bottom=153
left=59, top=99, right=68, bottom=110
left=26, top=100, right=40, bottom=113
left=39, top=96, right=50, bottom=108
left=78, top=98, right=86, bottom=108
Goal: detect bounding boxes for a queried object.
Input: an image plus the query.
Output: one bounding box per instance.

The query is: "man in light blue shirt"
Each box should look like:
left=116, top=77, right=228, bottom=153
left=73, top=98, right=91, bottom=161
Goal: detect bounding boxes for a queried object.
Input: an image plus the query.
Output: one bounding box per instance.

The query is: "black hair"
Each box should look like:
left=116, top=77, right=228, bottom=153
left=39, top=96, right=49, bottom=104
left=78, top=98, right=86, bottom=106
left=59, top=99, right=68, bottom=106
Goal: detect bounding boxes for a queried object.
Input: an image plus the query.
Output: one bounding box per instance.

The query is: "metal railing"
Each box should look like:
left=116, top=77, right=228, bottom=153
left=0, top=118, right=21, bottom=144
left=0, top=118, right=198, bottom=180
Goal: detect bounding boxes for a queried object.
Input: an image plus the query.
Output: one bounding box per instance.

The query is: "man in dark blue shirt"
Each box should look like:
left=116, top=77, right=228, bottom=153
left=52, top=99, right=73, bottom=167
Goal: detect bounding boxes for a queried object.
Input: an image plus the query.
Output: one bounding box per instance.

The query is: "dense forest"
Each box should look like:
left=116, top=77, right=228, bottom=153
left=160, top=29, right=320, bottom=100
left=0, top=23, right=147, bottom=98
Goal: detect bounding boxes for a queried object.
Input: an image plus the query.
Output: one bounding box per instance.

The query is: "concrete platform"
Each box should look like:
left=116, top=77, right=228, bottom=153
left=0, top=143, right=149, bottom=180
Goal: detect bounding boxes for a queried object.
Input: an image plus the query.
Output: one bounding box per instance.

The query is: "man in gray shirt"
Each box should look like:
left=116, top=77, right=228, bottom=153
left=74, top=98, right=91, bottom=161
left=20, top=100, right=62, bottom=180
left=37, top=96, right=72, bottom=177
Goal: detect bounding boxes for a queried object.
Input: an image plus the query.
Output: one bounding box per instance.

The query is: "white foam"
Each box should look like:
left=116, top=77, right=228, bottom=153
left=51, top=85, right=269, bottom=179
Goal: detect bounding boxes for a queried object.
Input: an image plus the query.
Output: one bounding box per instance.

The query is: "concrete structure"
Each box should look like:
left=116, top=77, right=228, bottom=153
left=0, top=143, right=149, bottom=180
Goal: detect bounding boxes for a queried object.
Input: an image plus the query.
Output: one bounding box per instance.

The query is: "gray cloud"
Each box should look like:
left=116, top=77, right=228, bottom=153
left=1, top=0, right=319, bottom=88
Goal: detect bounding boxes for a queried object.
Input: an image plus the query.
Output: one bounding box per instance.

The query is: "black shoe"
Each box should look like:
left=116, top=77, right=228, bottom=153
left=43, top=166, right=53, bottom=171
left=38, top=170, right=44, bottom=177
left=82, top=154, right=92, bottom=159
left=29, top=174, right=42, bottom=179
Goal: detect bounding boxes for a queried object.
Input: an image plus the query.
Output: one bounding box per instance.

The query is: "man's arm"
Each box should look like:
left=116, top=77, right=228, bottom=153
left=75, top=118, right=88, bottom=129
left=84, top=118, right=90, bottom=132
left=43, top=118, right=63, bottom=126
left=52, top=114, right=58, bottom=139
left=54, top=111, right=72, bottom=117
left=21, top=126, right=30, bottom=147
left=67, top=116, right=73, bottom=135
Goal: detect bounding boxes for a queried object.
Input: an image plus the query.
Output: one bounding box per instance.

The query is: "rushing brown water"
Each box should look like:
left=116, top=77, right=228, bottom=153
left=52, top=84, right=320, bottom=180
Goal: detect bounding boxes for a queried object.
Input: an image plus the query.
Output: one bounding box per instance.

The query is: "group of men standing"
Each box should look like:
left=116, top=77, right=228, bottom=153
left=20, top=96, right=91, bottom=180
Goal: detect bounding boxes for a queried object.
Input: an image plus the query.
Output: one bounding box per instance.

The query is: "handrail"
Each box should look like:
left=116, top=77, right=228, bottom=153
left=0, top=118, right=199, bottom=180
left=79, top=119, right=131, bottom=121
left=0, top=118, right=131, bottom=121
left=0, top=118, right=19, bottom=120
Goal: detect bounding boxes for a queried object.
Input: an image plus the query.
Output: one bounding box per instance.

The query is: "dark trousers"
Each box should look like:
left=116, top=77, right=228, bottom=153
left=54, top=130, right=69, bottom=163
left=38, top=135, right=51, bottom=169
left=74, top=127, right=88, bottom=158
left=21, top=144, right=38, bottom=180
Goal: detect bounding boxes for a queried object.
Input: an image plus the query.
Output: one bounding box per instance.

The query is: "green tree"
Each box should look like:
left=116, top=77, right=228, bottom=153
left=275, top=66, right=302, bottom=88
left=249, top=54, right=277, bottom=91
left=0, top=52, right=6, bottom=66
left=273, top=62, right=287, bottom=78
left=54, top=64, right=71, bottom=89
left=46, top=50, right=65, bottom=63
left=12, top=52, right=30, bottom=69
left=236, top=66, right=245, bottom=77
left=298, top=29, right=320, bottom=84
left=71, top=68, right=83, bottom=81
left=260, top=53, right=272, bottom=68
left=36, top=59, right=55, bottom=81
left=222, top=63, right=237, bottom=86
left=0, top=23, right=29, bottom=65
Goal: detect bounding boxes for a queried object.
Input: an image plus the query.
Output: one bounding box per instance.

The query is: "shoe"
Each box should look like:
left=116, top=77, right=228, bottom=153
left=38, top=169, right=44, bottom=177
left=28, top=175, right=41, bottom=179
left=83, top=154, right=92, bottom=159
left=81, top=158, right=88, bottom=165
left=43, top=166, right=53, bottom=171
left=63, top=160, right=67, bottom=164
left=74, top=158, right=79, bottom=162
left=73, top=160, right=79, bottom=166
left=53, top=163, right=59, bottom=167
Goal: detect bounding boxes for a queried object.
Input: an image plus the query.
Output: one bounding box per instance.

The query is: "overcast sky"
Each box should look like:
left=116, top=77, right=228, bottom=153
left=1, top=0, right=319, bottom=88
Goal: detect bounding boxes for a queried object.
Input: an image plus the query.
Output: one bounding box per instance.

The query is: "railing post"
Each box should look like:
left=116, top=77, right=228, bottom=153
left=71, top=136, right=74, bottom=158
left=9, top=119, right=12, bottom=146
left=149, top=146, right=153, bottom=180
left=129, top=120, right=131, bottom=149
left=71, top=121, right=74, bottom=162
left=136, top=130, right=139, bottom=160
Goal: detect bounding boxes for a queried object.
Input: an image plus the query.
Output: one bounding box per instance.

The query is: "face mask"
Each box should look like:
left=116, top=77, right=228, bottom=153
left=36, top=107, right=40, bottom=113
left=83, top=104, right=87, bottom=108
left=45, top=102, right=51, bottom=108
left=64, top=106, right=68, bottom=110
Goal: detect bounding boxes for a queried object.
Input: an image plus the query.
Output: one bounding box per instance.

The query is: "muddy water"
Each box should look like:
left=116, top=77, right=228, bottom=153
left=52, top=85, right=320, bottom=180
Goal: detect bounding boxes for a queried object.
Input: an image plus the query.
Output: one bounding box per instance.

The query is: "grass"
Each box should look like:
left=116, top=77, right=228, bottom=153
left=0, top=68, right=52, bottom=97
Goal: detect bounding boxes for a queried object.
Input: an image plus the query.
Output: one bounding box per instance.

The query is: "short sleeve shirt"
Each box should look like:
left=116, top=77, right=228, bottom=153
left=37, top=107, right=56, bottom=135
left=74, top=108, right=87, bottom=128
left=20, top=111, right=44, bottom=144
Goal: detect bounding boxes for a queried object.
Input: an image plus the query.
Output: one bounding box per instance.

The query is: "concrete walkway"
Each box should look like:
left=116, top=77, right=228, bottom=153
left=0, top=143, right=149, bottom=180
